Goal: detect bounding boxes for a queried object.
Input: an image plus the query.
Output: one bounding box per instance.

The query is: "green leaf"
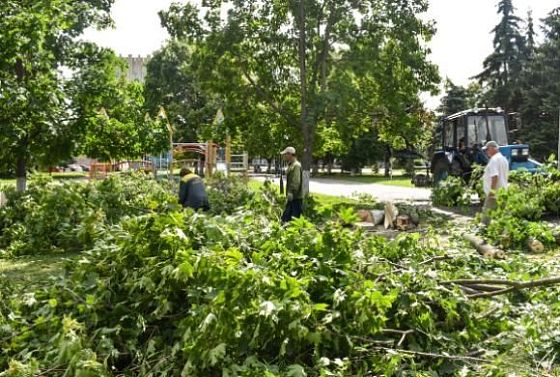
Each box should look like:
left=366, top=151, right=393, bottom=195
left=208, top=343, right=226, bottom=366
left=286, top=364, right=307, bottom=377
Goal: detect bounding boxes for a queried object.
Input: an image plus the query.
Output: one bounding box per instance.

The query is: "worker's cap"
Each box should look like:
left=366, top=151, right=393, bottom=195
left=281, top=147, right=296, bottom=155
left=482, top=141, right=499, bottom=150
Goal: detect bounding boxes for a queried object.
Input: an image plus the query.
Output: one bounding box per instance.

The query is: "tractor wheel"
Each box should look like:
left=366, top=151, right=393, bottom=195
left=432, top=159, right=449, bottom=185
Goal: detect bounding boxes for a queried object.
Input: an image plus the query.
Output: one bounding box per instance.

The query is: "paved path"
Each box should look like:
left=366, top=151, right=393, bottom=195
left=255, top=177, right=431, bottom=202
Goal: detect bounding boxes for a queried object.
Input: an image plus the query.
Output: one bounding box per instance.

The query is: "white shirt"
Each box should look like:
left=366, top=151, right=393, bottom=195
left=483, top=152, right=509, bottom=195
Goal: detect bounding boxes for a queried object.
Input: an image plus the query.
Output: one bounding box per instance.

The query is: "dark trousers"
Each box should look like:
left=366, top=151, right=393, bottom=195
left=282, top=199, right=303, bottom=223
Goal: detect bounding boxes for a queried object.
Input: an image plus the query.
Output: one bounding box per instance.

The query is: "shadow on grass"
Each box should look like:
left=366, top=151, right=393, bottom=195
left=0, top=252, right=80, bottom=286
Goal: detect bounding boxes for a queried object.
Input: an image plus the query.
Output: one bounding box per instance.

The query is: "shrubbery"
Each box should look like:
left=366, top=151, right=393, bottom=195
left=478, top=165, right=560, bottom=250
left=0, top=174, right=176, bottom=257
left=2, top=173, right=560, bottom=375
left=1, top=207, right=514, bottom=376
left=431, top=176, right=472, bottom=207
left=430, top=164, right=560, bottom=251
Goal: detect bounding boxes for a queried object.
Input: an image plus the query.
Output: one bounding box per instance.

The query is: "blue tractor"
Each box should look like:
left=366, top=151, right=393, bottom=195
left=431, top=107, right=541, bottom=183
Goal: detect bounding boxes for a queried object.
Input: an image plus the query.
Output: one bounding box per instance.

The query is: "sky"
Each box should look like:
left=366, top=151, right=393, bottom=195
left=82, top=0, right=559, bottom=109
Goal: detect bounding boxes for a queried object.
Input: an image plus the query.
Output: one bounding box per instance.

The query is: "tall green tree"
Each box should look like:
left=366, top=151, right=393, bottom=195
left=159, top=0, right=439, bottom=192
left=525, top=10, right=537, bottom=59
left=0, top=0, right=114, bottom=191
left=475, top=0, right=526, bottom=111
left=144, top=41, right=217, bottom=143
left=518, top=8, right=560, bottom=160
left=438, top=80, right=485, bottom=116
left=69, top=48, right=168, bottom=162
left=438, top=80, right=469, bottom=115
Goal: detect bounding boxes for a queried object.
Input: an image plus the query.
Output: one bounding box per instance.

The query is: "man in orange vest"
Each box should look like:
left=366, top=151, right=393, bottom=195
left=178, top=168, right=210, bottom=211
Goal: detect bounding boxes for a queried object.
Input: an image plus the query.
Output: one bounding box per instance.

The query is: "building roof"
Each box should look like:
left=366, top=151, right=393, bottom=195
left=444, top=108, right=505, bottom=121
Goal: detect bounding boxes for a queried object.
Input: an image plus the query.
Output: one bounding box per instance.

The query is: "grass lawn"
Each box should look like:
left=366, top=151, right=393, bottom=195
left=315, top=173, right=414, bottom=188
left=0, top=172, right=88, bottom=187
left=0, top=252, right=79, bottom=287
left=0, top=178, right=15, bottom=186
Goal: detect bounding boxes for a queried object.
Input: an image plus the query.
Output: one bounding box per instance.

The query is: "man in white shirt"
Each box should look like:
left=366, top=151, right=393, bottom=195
left=481, top=141, right=509, bottom=225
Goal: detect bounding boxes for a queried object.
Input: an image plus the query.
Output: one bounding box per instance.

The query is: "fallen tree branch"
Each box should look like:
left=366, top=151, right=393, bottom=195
left=351, top=329, right=415, bottom=348
left=418, top=255, right=452, bottom=265
left=457, top=285, right=481, bottom=295
left=382, top=328, right=415, bottom=346
left=459, top=283, right=505, bottom=292
left=467, top=287, right=516, bottom=299
left=371, top=346, right=490, bottom=364
left=447, top=276, right=560, bottom=289
left=444, top=276, right=560, bottom=298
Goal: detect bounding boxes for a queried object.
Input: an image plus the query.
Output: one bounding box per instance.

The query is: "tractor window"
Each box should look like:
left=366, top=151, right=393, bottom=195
left=444, top=122, right=454, bottom=147
left=467, top=116, right=508, bottom=146
left=456, top=122, right=466, bottom=148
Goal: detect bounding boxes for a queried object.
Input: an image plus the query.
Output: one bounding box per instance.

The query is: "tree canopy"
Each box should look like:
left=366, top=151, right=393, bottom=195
left=0, top=0, right=170, bottom=189
left=154, top=0, right=439, bottom=188
left=475, top=0, right=526, bottom=111
left=0, top=0, right=115, bottom=189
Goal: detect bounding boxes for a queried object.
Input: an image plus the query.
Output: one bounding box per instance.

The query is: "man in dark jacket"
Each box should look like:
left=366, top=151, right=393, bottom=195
left=280, top=147, right=304, bottom=223
left=178, top=168, right=210, bottom=211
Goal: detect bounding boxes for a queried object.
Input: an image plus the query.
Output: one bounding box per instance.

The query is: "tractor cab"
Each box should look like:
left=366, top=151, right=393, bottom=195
left=431, top=108, right=540, bottom=183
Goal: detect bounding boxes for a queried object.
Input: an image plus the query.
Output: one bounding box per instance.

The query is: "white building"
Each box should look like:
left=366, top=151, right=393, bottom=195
left=120, top=54, right=148, bottom=82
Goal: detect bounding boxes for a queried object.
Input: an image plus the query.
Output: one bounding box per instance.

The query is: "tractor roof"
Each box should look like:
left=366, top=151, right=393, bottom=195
left=444, top=108, right=505, bottom=121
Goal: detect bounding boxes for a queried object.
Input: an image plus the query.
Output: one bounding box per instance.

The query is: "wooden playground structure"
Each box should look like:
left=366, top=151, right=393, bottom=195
left=88, top=140, right=248, bottom=181
left=89, top=160, right=153, bottom=180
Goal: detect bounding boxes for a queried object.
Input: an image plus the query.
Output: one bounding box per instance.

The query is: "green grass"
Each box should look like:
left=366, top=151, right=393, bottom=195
left=0, top=252, right=79, bottom=287
left=0, top=172, right=88, bottom=187
left=315, top=173, right=414, bottom=188
left=0, top=178, right=15, bottom=186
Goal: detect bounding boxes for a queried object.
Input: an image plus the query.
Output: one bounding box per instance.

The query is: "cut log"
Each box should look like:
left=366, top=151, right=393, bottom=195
left=371, top=210, right=385, bottom=226
left=384, top=202, right=398, bottom=229
left=396, top=215, right=412, bottom=231
left=527, top=238, right=545, bottom=253
left=463, top=233, right=506, bottom=259
left=355, top=222, right=377, bottom=232
left=554, top=231, right=560, bottom=246
left=357, top=210, right=373, bottom=223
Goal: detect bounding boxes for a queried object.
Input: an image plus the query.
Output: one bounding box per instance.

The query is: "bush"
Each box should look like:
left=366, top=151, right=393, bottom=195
left=3, top=173, right=560, bottom=376
left=481, top=184, right=553, bottom=250
left=205, top=173, right=256, bottom=215
left=0, top=210, right=506, bottom=376
left=431, top=176, right=472, bottom=207
left=0, top=174, right=176, bottom=256
left=484, top=213, right=555, bottom=250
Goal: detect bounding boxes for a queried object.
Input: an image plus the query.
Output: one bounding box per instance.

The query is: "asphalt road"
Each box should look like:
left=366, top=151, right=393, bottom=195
left=255, top=177, right=431, bottom=202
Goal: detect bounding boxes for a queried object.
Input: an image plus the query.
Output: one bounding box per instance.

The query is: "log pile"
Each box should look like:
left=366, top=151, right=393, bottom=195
left=356, top=202, right=421, bottom=232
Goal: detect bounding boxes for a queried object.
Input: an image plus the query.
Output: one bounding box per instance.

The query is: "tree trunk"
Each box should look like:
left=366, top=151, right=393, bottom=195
left=302, top=130, right=313, bottom=196
left=297, top=0, right=311, bottom=196
left=463, top=233, right=506, bottom=259
left=312, top=158, right=319, bottom=176
left=326, top=153, right=333, bottom=174
left=384, top=147, right=392, bottom=178
left=266, top=158, right=272, bottom=174
left=16, top=155, right=26, bottom=192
